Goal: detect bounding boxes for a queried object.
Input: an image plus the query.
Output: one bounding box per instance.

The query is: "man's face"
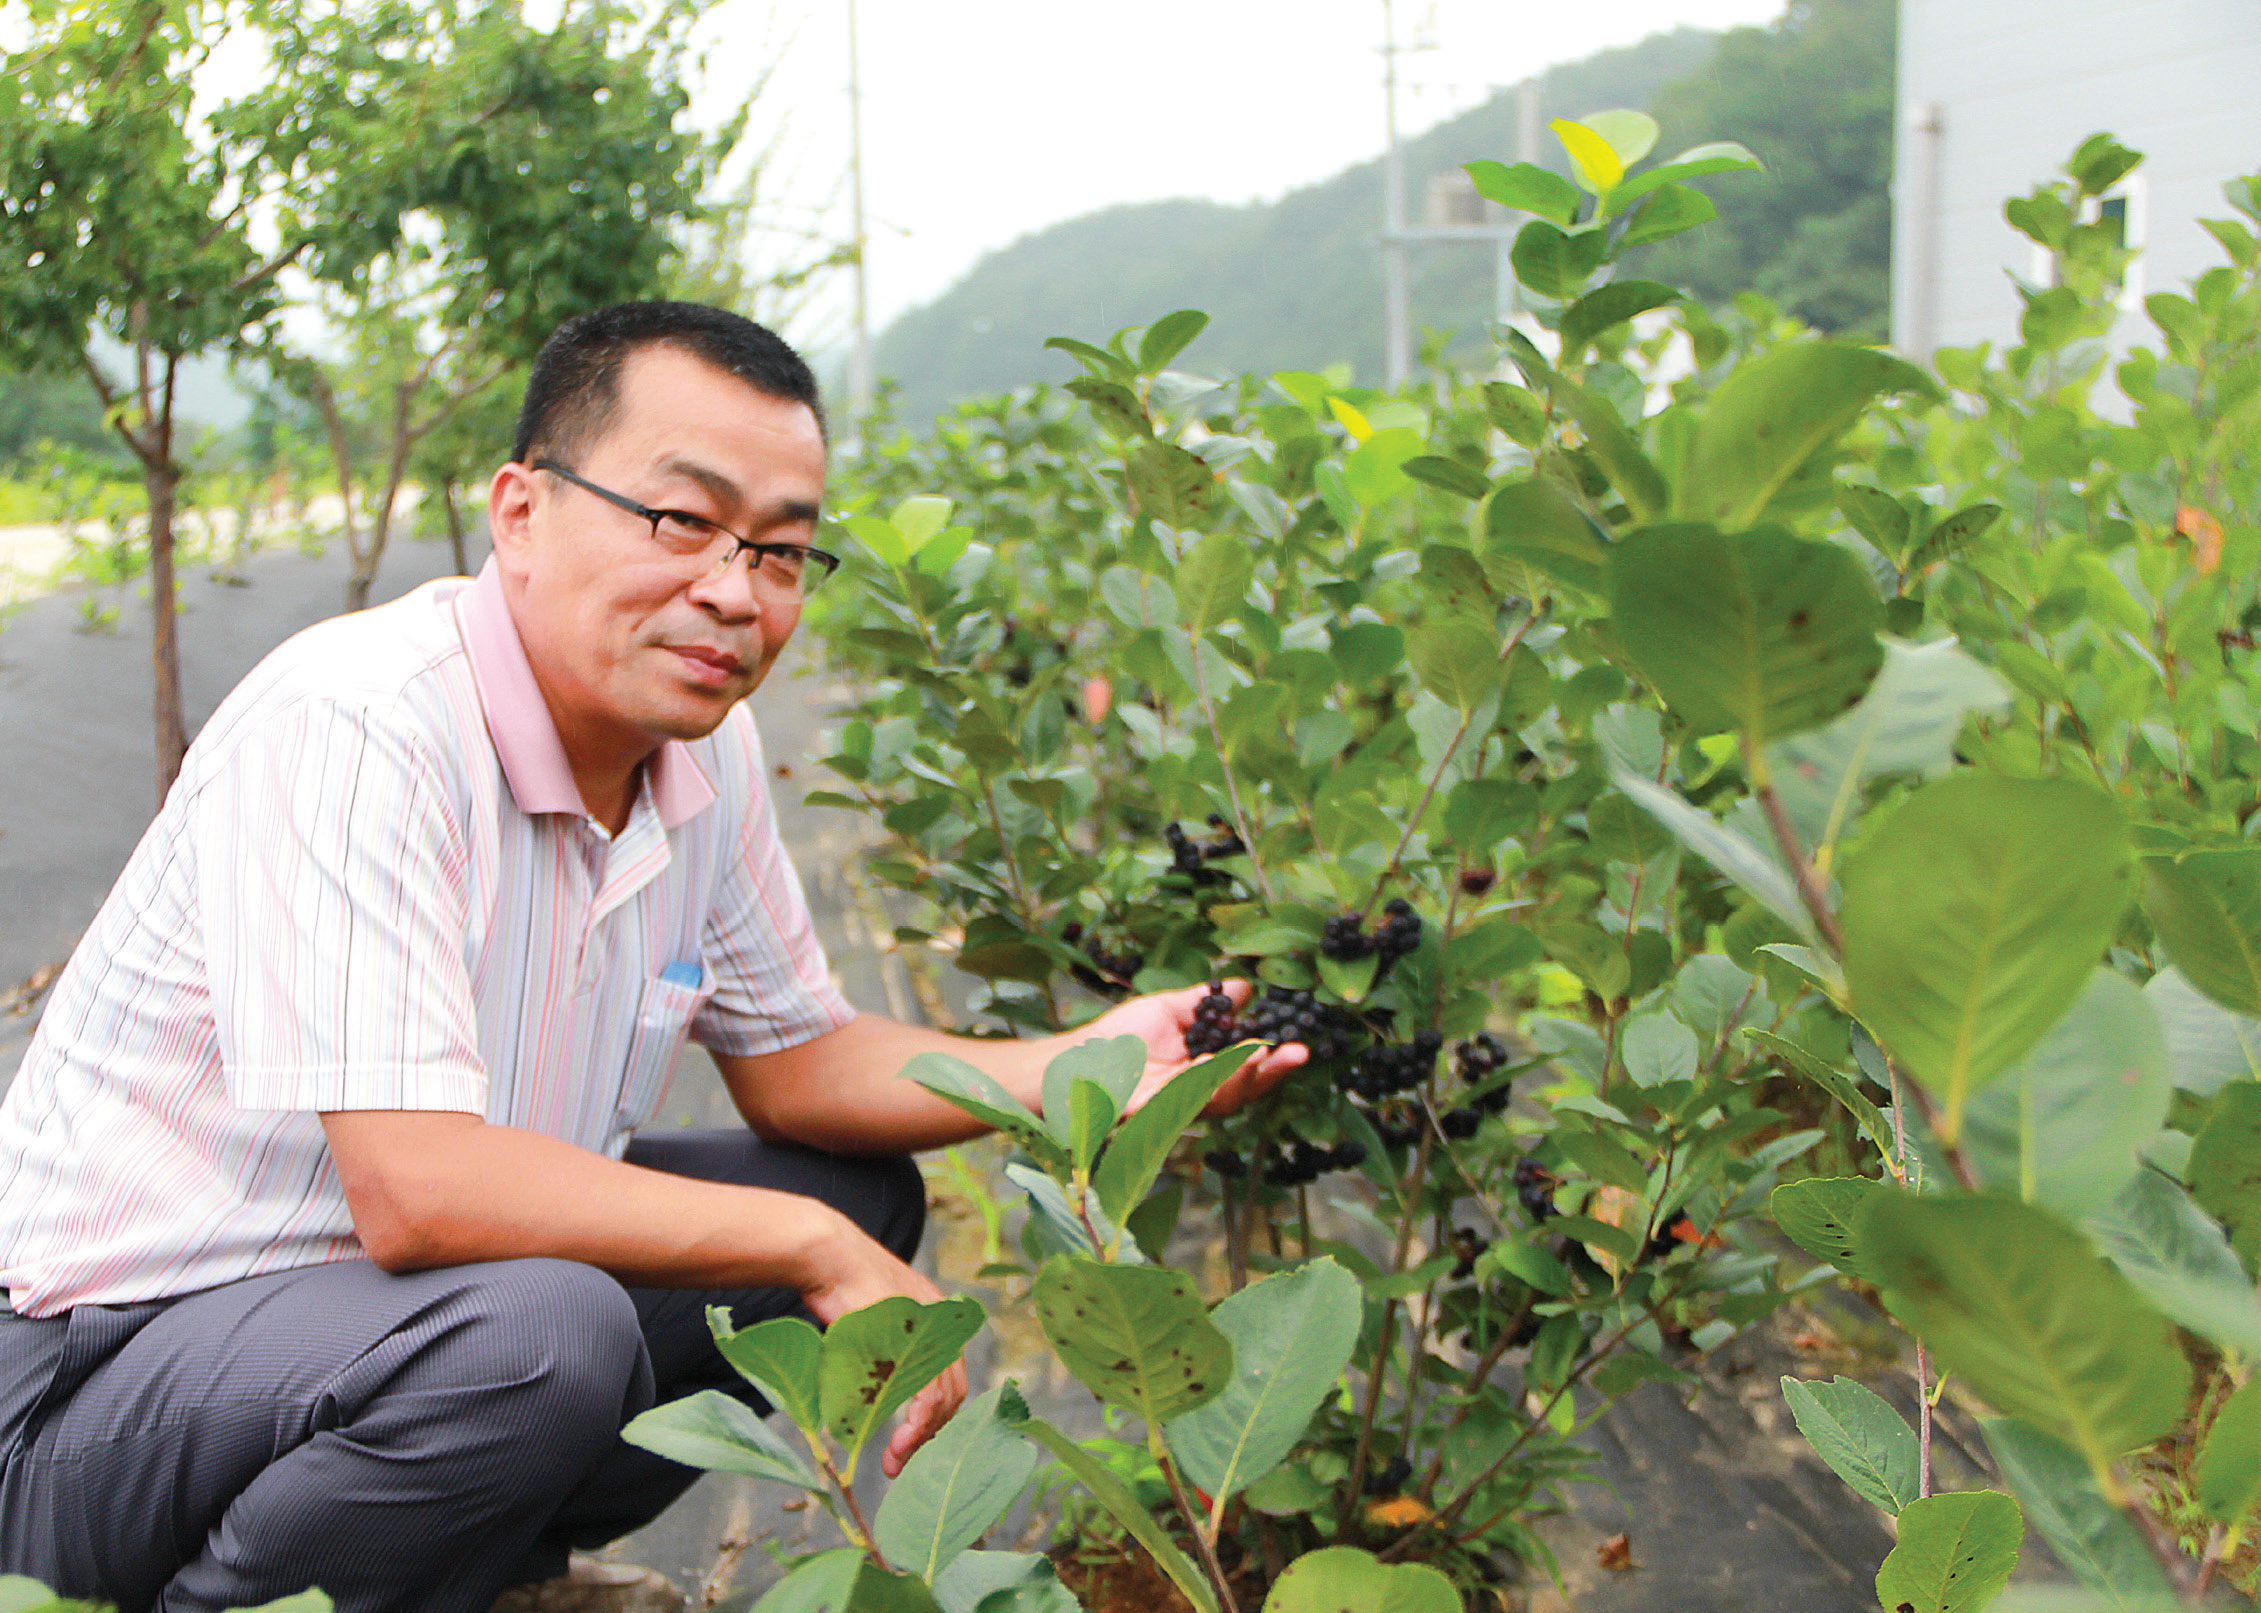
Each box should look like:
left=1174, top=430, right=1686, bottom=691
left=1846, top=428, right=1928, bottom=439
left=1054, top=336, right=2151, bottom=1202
left=490, top=343, right=828, bottom=755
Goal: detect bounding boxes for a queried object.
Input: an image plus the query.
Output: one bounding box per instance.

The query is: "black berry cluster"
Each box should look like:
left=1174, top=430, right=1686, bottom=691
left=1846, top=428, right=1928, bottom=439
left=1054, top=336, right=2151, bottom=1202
left=1202, top=1147, right=1247, bottom=1179
left=1439, top=1106, right=1482, bottom=1139
left=1449, top=1226, right=1491, bottom=1280
left=1261, top=1135, right=1366, bottom=1186
left=1163, top=817, right=1243, bottom=884
left=1060, top=923, right=1144, bottom=991
left=1454, top=1032, right=1513, bottom=1116
left=1337, top=1030, right=1443, bottom=1101
left=1374, top=898, right=1423, bottom=966
left=1514, top=1156, right=1557, bottom=1223
left=1363, top=1455, right=1413, bottom=1495
left=1458, top=866, right=1497, bottom=896
left=1320, top=913, right=1374, bottom=961
left=1319, top=899, right=1424, bottom=975
left=1184, top=982, right=1351, bottom=1061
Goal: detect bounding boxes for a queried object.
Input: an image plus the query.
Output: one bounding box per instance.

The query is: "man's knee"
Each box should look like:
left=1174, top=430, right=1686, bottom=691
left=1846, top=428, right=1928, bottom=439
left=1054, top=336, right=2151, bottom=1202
left=435, top=1258, right=647, bottom=1433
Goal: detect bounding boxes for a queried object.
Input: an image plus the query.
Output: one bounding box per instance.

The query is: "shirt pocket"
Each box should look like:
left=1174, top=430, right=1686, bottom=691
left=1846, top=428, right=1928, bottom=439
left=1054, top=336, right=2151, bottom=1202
left=613, top=962, right=716, bottom=1140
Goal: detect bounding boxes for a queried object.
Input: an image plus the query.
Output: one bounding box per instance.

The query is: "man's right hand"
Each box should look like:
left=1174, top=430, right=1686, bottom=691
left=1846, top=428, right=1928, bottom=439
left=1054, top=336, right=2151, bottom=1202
left=797, top=1208, right=970, bottom=1478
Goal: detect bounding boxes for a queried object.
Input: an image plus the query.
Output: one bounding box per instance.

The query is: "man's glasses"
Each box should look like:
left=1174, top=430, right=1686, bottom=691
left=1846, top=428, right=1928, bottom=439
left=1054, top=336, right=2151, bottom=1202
left=532, top=459, right=841, bottom=598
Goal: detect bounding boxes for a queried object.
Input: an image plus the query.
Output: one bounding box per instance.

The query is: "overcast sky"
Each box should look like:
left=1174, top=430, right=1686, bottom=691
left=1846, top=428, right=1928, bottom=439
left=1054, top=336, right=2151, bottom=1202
left=701, top=0, right=1789, bottom=344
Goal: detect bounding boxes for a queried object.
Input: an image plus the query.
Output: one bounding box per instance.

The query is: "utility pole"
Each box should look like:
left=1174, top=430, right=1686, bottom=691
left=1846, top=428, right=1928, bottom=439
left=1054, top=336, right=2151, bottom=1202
left=1378, top=3, right=1523, bottom=384
left=844, top=0, right=875, bottom=444
left=1380, top=0, right=1410, bottom=389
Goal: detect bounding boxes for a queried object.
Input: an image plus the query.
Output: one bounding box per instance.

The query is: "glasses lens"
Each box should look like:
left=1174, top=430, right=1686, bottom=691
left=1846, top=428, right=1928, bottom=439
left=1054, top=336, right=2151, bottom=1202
left=653, top=511, right=727, bottom=558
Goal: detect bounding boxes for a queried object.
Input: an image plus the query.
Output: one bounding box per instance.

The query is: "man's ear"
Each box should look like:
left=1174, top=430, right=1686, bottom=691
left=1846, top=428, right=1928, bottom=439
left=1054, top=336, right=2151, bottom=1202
left=487, top=462, right=538, bottom=578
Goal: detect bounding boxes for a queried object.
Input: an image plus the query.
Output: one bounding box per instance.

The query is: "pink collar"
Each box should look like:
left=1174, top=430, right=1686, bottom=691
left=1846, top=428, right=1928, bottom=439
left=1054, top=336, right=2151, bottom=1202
left=453, top=559, right=717, bottom=830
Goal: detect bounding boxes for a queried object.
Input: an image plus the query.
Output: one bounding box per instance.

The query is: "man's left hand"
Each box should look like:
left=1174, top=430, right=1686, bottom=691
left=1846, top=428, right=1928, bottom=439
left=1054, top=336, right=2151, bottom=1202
left=1068, top=979, right=1306, bottom=1117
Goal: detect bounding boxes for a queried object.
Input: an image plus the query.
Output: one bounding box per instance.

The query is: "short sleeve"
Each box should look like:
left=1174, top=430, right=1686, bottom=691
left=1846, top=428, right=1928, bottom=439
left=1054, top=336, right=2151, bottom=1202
left=196, top=698, right=488, bottom=1114
left=692, top=718, right=856, bottom=1056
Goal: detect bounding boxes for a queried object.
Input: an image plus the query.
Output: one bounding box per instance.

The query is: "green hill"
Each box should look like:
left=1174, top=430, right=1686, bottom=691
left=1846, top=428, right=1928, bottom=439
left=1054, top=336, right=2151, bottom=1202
left=874, top=0, right=1891, bottom=423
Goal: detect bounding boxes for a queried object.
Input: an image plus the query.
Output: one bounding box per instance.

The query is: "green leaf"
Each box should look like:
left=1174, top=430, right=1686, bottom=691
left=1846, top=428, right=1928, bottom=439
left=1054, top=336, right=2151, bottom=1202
left=1482, top=475, right=1609, bottom=593
left=1675, top=342, right=1938, bottom=529
left=1555, top=1127, right=1650, bottom=1192
left=1559, top=280, right=1681, bottom=356
left=1840, top=774, right=2133, bottom=1142
left=1958, top=971, right=2171, bottom=1221
left=1608, top=140, right=1764, bottom=211
left=2142, top=848, right=2261, bottom=1018
left=1780, top=1375, right=1919, bottom=1515
left=847, top=512, right=910, bottom=568
left=1908, top=502, right=2005, bottom=571
left=1041, top=1037, right=1145, bottom=1149
left=1341, top=427, right=1425, bottom=507
left=931, top=1552, right=1072, bottom=1613
left=0, top=1580, right=69, bottom=1613
left=1835, top=482, right=1911, bottom=556
left=819, top=1295, right=986, bottom=1461
left=1462, top=159, right=1580, bottom=225
left=1610, top=768, right=1816, bottom=944
left=1007, top=1413, right=1219, bottom=1613
left=1769, top=1177, right=1888, bottom=1284
left=1092, top=1045, right=1252, bottom=1226
left=1407, top=619, right=1504, bottom=713
left=1857, top=1193, right=2191, bottom=1474
left=1745, top=1032, right=1896, bottom=1158
left=901, top=1053, right=1071, bottom=1172
left=1258, top=1547, right=1459, bottom=1613
left=1764, top=639, right=2012, bottom=855
left=1874, top=1490, right=2022, bottom=1613
left=2086, top=1167, right=2261, bottom=1361
left=2188, top=1080, right=2261, bottom=1265
left=1167, top=1258, right=1362, bottom=1503
left=2196, top=1375, right=2261, bottom=1522
left=710, top=1310, right=824, bottom=1432
left=1401, top=454, right=1491, bottom=500
left=1127, top=442, right=1215, bottom=528
left=1065, top=377, right=1153, bottom=439
left=2142, top=967, right=2261, bottom=1096
left=1582, top=109, right=1659, bottom=166
left=1552, top=376, right=1667, bottom=520
left=892, top=496, right=953, bottom=550
left=1044, top=335, right=1135, bottom=381
left=1032, top=1256, right=1231, bottom=1425
left=874, top=1384, right=1040, bottom=1581
left=1481, top=382, right=1549, bottom=448
left=232, top=1594, right=333, bottom=1613
left=1619, top=182, right=1716, bottom=249
left=1610, top=521, right=1884, bottom=742
left=1509, top=218, right=1609, bottom=299
left=1177, top=531, right=1254, bottom=631
left=1983, top=1420, right=2173, bottom=1602
left=619, top=1389, right=821, bottom=1489
left=1137, top=309, right=1209, bottom=374
left=755, top=1551, right=944, bottom=1613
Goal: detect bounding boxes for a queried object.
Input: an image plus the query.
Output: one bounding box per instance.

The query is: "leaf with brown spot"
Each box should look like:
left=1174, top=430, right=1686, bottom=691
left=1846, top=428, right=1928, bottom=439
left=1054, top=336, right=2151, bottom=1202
left=818, top=1295, right=983, bottom=1463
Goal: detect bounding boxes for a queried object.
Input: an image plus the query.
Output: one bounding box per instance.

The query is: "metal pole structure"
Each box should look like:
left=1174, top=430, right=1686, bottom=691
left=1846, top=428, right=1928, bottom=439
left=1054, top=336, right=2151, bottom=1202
left=1380, top=0, right=1410, bottom=390
left=844, top=0, right=875, bottom=443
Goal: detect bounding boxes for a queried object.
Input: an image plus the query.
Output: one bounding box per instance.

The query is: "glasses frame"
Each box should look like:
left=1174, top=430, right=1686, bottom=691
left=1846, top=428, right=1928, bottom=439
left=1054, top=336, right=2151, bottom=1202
left=531, top=458, right=841, bottom=596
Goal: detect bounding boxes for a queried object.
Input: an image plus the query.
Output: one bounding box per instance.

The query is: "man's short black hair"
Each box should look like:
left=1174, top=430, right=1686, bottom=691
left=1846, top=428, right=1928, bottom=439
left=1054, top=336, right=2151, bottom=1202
left=511, top=300, right=825, bottom=467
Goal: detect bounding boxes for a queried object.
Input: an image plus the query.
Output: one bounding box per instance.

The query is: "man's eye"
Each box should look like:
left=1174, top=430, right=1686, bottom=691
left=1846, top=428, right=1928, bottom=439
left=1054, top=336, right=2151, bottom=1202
left=653, top=511, right=724, bottom=551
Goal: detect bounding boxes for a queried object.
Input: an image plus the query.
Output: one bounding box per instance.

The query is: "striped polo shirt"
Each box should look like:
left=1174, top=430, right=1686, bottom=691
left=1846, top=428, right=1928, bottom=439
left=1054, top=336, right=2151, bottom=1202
left=0, top=561, right=854, bottom=1317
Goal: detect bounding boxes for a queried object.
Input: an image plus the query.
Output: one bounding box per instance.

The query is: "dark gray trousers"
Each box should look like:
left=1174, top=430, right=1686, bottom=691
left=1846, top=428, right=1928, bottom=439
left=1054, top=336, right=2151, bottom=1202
left=0, top=1131, right=926, bottom=1613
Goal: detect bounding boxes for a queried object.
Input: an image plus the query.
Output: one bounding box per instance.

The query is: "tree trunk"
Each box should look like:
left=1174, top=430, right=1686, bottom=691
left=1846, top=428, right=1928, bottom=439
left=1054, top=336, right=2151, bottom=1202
left=441, top=476, right=468, bottom=575
left=145, top=352, right=186, bottom=798
left=346, top=381, right=416, bottom=612
left=307, top=371, right=364, bottom=602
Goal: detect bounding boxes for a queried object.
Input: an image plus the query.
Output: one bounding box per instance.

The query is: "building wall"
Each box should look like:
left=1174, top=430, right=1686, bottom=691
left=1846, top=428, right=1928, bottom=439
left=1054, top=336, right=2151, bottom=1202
left=1893, top=0, right=2261, bottom=357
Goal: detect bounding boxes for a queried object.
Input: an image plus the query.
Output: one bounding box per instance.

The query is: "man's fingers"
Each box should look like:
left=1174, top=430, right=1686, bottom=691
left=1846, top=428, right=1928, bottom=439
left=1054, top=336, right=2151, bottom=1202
left=1204, top=1041, right=1306, bottom=1116
left=881, top=1361, right=970, bottom=1477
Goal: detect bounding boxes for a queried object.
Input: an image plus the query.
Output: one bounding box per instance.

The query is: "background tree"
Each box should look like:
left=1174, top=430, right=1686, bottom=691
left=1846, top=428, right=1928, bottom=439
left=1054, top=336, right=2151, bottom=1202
left=0, top=0, right=338, bottom=794
left=255, top=0, right=731, bottom=611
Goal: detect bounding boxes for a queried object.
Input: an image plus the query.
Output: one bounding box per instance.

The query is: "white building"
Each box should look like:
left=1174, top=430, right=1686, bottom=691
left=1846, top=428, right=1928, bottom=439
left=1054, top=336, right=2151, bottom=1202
left=1892, top=0, right=2261, bottom=358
